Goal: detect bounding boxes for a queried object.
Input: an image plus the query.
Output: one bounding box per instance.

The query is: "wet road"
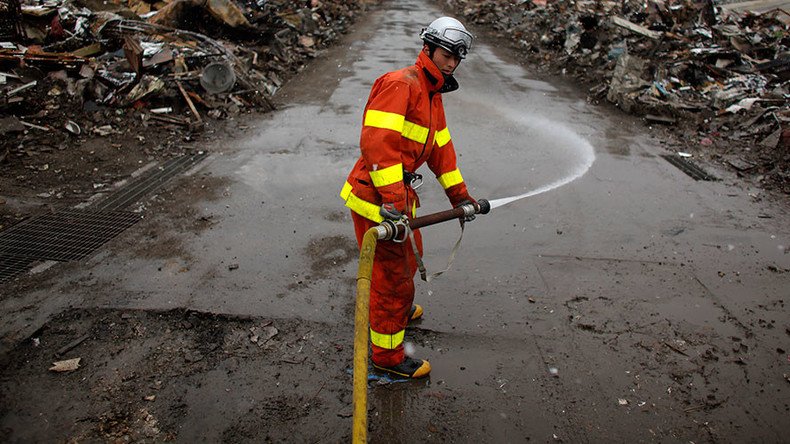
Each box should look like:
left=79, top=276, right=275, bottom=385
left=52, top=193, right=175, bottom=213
left=3, top=0, right=789, bottom=442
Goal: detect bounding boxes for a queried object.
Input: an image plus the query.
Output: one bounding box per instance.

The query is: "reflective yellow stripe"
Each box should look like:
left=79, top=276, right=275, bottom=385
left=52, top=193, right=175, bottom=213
left=370, top=328, right=405, bottom=349
left=340, top=181, right=353, bottom=200
left=364, top=110, right=405, bottom=133
left=369, top=163, right=403, bottom=187
left=411, top=201, right=416, bottom=218
left=435, top=127, right=451, bottom=147
left=340, top=181, right=384, bottom=223
left=364, top=110, right=430, bottom=145
left=437, top=169, right=464, bottom=189
left=401, top=120, right=429, bottom=144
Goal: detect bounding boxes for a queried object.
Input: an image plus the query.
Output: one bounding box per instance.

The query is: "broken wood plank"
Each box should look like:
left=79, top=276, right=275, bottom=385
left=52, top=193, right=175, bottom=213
left=186, top=90, right=212, bottom=108
left=123, top=36, right=143, bottom=75
left=19, top=120, right=49, bottom=131
left=55, top=334, right=90, bottom=357
left=71, top=43, right=102, bottom=57
left=645, top=114, right=677, bottom=125
left=177, top=80, right=202, bottom=123
left=148, top=113, right=190, bottom=126
left=0, top=50, right=87, bottom=68
left=611, top=16, right=663, bottom=40
left=6, top=80, right=36, bottom=96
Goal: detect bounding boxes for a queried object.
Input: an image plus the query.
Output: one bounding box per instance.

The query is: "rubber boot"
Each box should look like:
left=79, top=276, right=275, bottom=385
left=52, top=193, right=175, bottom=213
left=373, top=356, right=431, bottom=378
left=408, top=304, right=423, bottom=322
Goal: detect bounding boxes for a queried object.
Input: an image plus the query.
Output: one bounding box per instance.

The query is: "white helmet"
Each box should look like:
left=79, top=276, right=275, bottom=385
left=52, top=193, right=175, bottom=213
left=420, top=17, right=474, bottom=59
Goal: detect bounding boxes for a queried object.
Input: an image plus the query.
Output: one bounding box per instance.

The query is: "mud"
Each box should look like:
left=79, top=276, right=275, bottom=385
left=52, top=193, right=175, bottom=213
left=0, top=111, right=241, bottom=231
left=5, top=303, right=786, bottom=442
left=0, top=308, right=354, bottom=442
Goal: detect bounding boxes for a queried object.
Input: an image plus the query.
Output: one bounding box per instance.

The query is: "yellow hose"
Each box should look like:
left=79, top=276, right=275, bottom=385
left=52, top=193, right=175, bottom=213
left=353, top=227, right=378, bottom=443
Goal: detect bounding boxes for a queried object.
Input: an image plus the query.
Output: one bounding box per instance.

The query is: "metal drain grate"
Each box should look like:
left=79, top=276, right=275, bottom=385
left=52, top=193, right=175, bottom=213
left=0, top=153, right=205, bottom=284
left=94, top=151, right=208, bottom=211
left=0, top=210, right=141, bottom=261
left=0, top=255, right=35, bottom=283
left=661, top=154, right=718, bottom=181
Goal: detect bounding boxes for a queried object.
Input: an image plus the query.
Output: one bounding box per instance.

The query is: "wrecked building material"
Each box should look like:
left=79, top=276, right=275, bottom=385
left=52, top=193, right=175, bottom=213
left=0, top=0, right=25, bottom=41
left=1, top=0, right=369, bottom=229
left=611, top=16, right=663, bottom=40
left=447, top=0, right=789, bottom=193
left=0, top=48, right=87, bottom=69
left=148, top=0, right=253, bottom=29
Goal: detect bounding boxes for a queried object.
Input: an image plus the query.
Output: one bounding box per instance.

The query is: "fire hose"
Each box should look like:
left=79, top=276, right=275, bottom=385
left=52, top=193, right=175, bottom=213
left=352, top=199, right=491, bottom=443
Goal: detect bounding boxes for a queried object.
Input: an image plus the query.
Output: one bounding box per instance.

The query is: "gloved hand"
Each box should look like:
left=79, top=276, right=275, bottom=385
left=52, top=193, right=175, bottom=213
left=454, top=198, right=477, bottom=223
left=380, top=202, right=405, bottom=221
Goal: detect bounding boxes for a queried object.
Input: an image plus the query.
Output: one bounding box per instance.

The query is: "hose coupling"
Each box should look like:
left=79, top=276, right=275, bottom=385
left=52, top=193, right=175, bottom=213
left=377, top=219, right=409, bottom=242
left=374, top=223, right=392, bottom=241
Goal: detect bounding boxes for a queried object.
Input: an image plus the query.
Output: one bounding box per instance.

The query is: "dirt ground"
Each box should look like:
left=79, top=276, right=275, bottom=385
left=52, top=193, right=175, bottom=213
left=0, top=308, right=356, bottom=442
left=0, top=66, right=288, bottom=231
left=0, top=98, right=221, bottom=230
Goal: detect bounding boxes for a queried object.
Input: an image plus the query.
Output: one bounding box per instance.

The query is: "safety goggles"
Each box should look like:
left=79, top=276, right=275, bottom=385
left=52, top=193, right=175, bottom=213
left=424, top=26, right=474, bottom=58
left=440, top=27, right=473, bottom=56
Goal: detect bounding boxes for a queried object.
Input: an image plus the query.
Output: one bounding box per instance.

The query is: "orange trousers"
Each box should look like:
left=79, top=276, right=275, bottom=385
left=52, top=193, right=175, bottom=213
left=352, top=211, right=423, bottom=367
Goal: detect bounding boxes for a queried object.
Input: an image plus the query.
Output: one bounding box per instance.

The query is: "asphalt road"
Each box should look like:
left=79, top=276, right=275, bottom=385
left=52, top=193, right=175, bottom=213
left=2, top=0, right=789, bottom=442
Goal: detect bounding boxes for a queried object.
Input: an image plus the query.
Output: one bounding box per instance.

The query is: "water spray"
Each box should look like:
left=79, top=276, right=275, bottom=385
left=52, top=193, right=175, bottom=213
left=352, top=123, right=595, bottom=440
left=352, top=180, right=590, bottom=442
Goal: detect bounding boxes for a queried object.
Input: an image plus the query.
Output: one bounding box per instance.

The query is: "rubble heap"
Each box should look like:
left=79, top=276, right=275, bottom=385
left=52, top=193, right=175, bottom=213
left=1, top=0, right=365, bottom=128
left=0, top=0, right=368, bottom=227
left=446, top=0, right=789, bottom=194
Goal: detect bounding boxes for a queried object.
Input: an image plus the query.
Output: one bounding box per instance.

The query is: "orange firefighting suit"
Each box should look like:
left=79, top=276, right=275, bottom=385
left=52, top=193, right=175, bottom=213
left=340, top=50, right=472, bottom=367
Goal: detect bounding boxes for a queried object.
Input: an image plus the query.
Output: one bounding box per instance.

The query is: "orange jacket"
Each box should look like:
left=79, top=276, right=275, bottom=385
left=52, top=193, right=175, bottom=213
left=340, top=51, right=471, bottom=223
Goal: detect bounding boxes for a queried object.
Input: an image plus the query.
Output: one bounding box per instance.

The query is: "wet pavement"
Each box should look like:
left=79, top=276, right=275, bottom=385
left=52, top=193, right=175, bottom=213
left=2, top=0, right=790, bottom=442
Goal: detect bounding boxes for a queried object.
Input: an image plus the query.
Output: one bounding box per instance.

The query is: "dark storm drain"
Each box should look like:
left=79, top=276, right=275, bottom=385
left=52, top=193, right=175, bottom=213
left=94, top=151, right=208, bottom=211
left=0, top=255, right=36, bottom=283
left=661, top=154, right=718, bottom=181
left=0, top=152, right=207, bottom=284
left=0, top=209, right=141, bottom=263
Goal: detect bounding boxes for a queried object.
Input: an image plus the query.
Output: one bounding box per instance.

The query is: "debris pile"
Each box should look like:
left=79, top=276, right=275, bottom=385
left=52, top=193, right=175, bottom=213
left=1, top=0, right=365, bottom=127
left=446, top=0, right=789, bottom=193
left=0, top=0, right=369, bottom=225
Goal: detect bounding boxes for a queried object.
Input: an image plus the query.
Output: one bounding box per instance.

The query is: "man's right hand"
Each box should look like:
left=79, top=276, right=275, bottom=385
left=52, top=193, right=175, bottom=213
left=380, top=202, right=404, bottom=220
left=454, top=199, right=477, bottom=222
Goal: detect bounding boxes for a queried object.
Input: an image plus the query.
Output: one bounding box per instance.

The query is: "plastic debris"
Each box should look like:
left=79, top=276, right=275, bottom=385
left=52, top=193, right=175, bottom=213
left=64, top=120, right=81, bottom=135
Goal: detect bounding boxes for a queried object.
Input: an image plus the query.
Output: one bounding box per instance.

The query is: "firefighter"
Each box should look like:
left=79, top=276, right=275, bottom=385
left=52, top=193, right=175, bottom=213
left=340, top=17, right=477, bottom=378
